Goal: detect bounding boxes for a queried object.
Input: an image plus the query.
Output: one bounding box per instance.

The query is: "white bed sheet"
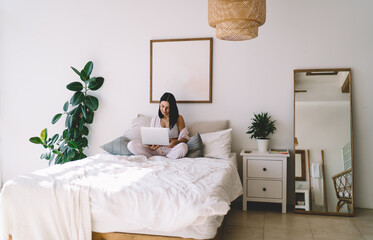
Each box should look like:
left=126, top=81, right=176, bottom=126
left=0, top=152, right=242, bottom=240
left=90, top=152, right=242, bottom=239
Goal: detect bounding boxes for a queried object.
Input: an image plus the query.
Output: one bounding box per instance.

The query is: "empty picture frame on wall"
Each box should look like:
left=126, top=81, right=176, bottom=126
left=150, top=38, right=213, bottom=103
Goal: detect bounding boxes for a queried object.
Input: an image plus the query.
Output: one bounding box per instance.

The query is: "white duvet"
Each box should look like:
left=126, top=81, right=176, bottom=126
left=1, top=153, right=242, bottom=240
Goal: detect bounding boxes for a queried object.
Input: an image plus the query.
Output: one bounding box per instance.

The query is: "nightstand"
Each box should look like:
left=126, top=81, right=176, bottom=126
left=240, top=149, right=290, bottom=213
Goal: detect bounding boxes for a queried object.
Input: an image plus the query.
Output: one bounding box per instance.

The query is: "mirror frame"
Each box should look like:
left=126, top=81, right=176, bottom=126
left=293, top=68, right=354, bottom=216
left=295, top=150, right=306, bottom=181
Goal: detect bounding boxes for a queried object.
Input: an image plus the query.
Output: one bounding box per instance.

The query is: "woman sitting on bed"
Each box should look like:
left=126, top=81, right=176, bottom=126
left=128, top=92, right=189, bottom=159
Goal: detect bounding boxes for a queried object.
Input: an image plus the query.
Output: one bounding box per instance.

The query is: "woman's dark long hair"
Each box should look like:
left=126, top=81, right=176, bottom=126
left=158, top=92, right=179, bottom=129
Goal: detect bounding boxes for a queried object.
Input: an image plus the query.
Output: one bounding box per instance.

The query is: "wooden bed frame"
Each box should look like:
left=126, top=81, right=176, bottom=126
left=9, top=218, right=225, bottom=240
left=92, top=225, right=224, bottom=240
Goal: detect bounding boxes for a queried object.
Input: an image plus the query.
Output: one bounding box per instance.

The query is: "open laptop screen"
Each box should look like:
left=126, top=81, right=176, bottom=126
left=140, top=127, right=170, bottom=146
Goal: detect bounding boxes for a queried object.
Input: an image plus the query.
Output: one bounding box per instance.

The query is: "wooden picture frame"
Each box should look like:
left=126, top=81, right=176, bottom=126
left=150, top=38, right=213, bottom=103
left=295, top=149, right=306, bottom=181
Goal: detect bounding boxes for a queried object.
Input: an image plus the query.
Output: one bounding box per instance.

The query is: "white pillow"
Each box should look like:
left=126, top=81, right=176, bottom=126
left=187, top=120, right=228, bottom=137
left=200, top=128, right=232, bottom=159
left=123, top=114, right=152, bottom=141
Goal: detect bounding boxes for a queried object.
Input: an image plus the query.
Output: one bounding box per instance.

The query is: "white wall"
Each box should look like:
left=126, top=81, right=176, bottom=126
left=0, top=0, right=372, bottom=208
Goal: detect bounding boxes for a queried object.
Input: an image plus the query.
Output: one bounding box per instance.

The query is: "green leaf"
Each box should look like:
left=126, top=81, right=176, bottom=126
left=88, top=77, right=104, bottom=91
left=76, top=152, right=87, bottom=160
left=30, top=137, right=43, bottom=144
left=60, top=143, right=68, bottom=153
left=68, top=106, right=77, bottom=115
left=52, top=149, right=61, bottom=155
left=81, top=137, right=88, bottom=148
left=48, top=154, right=55, bottom=166
left=65, top=115, right=69, bottom=128
left=73, top=128, right=79, bottom=139
left=40, top=128, right=47, bottom=141
left=70, top=91, right=84, bottom=106
left=71, top=66, right=81, bottom=77
left=68, top=116, right=74, bottom=129
left=83, top=61, right=93, bottom=78
left=84, top=77, right=96, bottom=84
left=85, top=95, right=99, bottom=111
left=45, top=149, right=52, bottom=160
left=65, top=115, right=73, bottom=129
left=63, top=101, right=69, bottom=111
left=81, top=105, right=87, bottom=119
left=63, top=129, right=69, bottom=139
left=67, top=148, right=76, bottom=159
left=66, top=82, right=83, bottom=92
left=73, top=106, right=82, bottom=119
left=51, top=134, right=59, bottom=144
left=68, top=141, right=79, bottom=149
left=52, top=113, right=62, bottom=124
left=82, top=126, right=89, bottom=136
left=55, top=155, right=62, bottom=164
left=69, top=106, right=81, bottom=126
left=78, top=120, right=83, bottom=130
left=40, top=152, right=47, bottom=159
left=86, top=111, right=94, bottom=124
left=80, top=69, right=87, bottom=81
left=63, top=152, right=69, bottom=163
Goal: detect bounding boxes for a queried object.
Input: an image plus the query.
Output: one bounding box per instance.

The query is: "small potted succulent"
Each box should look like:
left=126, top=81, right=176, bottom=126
left=246, top=112, right=276, bottom=152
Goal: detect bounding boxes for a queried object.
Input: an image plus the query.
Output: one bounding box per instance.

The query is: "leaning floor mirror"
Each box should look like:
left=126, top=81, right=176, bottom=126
left=293, top=68, right=353, bottom=216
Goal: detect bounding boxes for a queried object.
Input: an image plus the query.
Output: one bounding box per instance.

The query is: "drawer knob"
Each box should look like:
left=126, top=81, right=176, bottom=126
left=263, top=167, right=267, bottom=171
left=263, top=187, right=267, bottom=192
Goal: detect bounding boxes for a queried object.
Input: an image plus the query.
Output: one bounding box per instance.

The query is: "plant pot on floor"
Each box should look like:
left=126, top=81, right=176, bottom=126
left=256, top=139, right=269, bottom=152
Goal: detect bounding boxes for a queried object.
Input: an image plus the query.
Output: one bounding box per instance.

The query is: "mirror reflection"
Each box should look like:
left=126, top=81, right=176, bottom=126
left=294, top=69, right=353, bottom=215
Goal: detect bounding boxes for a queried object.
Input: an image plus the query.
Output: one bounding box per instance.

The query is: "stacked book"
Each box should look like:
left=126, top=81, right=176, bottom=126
left=270, top=149, right=289, bottom=154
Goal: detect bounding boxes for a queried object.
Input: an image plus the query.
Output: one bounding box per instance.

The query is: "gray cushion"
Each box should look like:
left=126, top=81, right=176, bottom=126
left=100, top=136, right=133, bottom=156
left=186, top=133, right=204, bottom=158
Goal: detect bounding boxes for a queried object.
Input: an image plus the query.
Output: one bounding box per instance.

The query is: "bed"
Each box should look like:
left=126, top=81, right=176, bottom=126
left=1, top=153, right=241, bottom=240
left=0, top=118, right=242, bottom=240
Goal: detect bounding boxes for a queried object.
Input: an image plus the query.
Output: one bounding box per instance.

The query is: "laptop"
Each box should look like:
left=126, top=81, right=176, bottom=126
left=140, top=127, right=170, bottom=146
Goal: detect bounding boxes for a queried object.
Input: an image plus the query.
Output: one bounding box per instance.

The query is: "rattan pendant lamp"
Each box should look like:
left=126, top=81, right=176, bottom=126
left=208, top=0, right=266, bottom=41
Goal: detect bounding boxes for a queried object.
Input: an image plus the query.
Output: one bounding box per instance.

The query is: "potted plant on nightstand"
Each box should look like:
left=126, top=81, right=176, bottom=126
left=246, top=112, right=276, bottom=152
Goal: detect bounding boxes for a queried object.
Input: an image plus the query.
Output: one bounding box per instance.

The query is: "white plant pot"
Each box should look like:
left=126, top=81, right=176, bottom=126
left=257, top=139, right=270, bottom=152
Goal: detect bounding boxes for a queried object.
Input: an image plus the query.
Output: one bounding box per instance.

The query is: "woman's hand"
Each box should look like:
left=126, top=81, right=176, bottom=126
left=147, top=145, right=161, bottom=151
left=167, top=139, right=178, bottom=148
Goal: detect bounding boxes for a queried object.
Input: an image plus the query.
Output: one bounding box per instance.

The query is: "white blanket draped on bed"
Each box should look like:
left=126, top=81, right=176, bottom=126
left=0, top=159, right=92, bottom=240
left=1, top=153, right=242, bottom=240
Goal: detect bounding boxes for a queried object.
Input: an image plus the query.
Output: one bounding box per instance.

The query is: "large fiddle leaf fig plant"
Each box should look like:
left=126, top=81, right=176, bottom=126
left=30, top=61, right=104, bottom=165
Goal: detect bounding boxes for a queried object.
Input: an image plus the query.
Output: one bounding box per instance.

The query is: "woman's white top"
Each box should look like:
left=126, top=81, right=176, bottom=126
left=151, top=115, right=182, bottom=139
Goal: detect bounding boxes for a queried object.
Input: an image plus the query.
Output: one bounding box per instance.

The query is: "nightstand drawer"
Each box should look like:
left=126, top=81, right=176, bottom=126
left=246, top=180, right=282, bottom=199
left=247, top=160, right=283, bottom=179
